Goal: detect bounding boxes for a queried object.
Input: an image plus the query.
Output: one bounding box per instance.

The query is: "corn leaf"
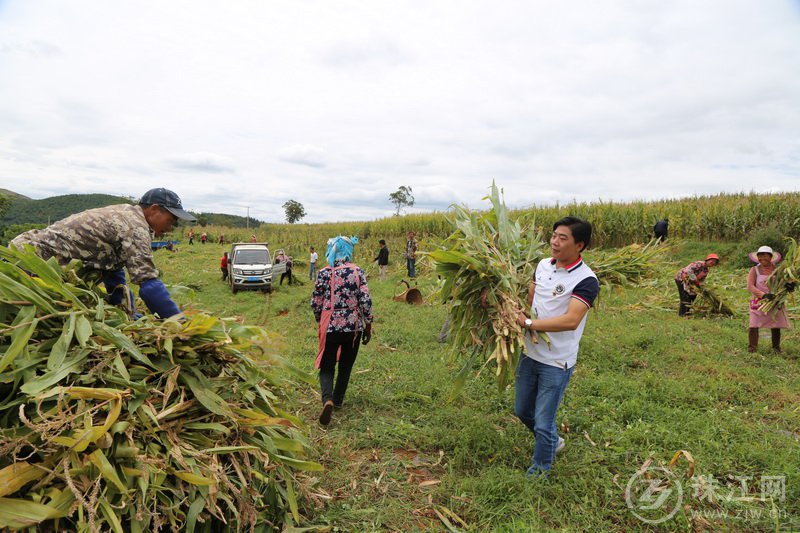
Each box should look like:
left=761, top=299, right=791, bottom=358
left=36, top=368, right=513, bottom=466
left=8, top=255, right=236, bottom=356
left=74, top=315, right=92, bottom=347
left=0, top=462, right=46, bottom=498
left=0, top=308, right=38, bottom=374
left=174, top=471, right=217, bottom=486
left=186, top=497, right=205, bottom=533
left=275, top=456, right=324, bottom=472
left=88, top=449, right=127, bottom=492
left=20, top=350, right=90, bottom=395
left=92, top=321, right=153, bottom=367
left=100, top=500, right=125, bottom=533
left=0, top=497, right=69, bottom=529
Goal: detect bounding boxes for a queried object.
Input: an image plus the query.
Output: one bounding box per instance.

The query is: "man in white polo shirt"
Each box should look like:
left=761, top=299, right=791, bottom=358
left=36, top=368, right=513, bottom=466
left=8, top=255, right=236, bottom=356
left=515, top=216, right=599, bottom=477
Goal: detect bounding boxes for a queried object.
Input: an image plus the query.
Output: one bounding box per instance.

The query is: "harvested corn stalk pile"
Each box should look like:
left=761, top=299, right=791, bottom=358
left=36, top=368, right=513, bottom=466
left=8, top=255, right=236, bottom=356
left=425, top=182, right=549, bottom=390
left=759, top=237, right=799, bottom=314
left=694, top=284, right=736, bottom=317
left=589, top=240, right=667, bottom=287
left=0, top=245, right=319, bottom=531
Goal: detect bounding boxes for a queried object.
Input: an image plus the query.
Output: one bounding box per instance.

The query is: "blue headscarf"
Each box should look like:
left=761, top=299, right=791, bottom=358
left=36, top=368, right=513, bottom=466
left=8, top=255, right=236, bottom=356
left=326, top=235, right=358, bottom=267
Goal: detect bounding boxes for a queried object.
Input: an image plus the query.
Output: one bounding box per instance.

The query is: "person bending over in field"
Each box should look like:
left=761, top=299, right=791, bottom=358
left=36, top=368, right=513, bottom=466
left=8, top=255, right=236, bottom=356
left=653, top=218, right=668, bottom=241
left=515, top=216, right=600, bottom=477
left=311, top=236, right=373, bottom=426
left=10, top=188, right=195, bottom=319
left=674, top=253, right=719, bottom=316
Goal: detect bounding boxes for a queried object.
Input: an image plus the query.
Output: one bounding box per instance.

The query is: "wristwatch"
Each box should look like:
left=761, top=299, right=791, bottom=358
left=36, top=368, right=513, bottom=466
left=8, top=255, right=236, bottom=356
left=524, top=318, right=533, bottom=330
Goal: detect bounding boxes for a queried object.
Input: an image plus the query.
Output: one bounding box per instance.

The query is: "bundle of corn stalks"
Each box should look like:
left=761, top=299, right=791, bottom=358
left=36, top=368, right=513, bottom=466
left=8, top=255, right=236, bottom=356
left=694, top=284, right=736, bottom=317
left=588, top=240, right=667, bottom=287
left=0, top=245, right=319, bottom=531
left=425, top=182, right=549, bottom=391
left=759, top=238, right=799, bottom=314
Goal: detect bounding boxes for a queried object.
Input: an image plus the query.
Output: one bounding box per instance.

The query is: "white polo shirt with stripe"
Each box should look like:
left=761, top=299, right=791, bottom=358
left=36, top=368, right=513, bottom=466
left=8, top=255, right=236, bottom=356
left=523, top=256, right=599, bottom=370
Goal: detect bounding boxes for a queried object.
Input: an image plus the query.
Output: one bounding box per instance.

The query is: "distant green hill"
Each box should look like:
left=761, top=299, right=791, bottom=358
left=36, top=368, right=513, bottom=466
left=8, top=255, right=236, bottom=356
left=1, top=193, right=133, bottom=226
left=193, top=212, right=264, bottom=228
left=0, top=188, right=31, bottom=202
left=0, top=190, right=262, bottom=228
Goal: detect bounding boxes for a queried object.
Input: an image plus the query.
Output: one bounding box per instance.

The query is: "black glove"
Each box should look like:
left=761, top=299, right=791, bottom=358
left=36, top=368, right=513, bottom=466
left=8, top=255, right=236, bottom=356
left=785, top=282, right=796, bottom=292
left=762, top=293, right=776, bottom=301
left=362, top=324, right=372, bottom=345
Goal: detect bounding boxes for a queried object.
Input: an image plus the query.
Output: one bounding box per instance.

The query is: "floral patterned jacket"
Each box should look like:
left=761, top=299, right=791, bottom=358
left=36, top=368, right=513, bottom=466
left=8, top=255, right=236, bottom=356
left=311, top=262, right=373, bottom=333
left=675, top=260, right=709, bottom=294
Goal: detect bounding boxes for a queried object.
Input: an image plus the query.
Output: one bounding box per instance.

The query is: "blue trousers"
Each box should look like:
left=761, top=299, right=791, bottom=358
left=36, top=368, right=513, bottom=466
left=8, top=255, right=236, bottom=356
left=514, top=355, right=574, bottom=474
left=406, top=258, right=416, bottom=278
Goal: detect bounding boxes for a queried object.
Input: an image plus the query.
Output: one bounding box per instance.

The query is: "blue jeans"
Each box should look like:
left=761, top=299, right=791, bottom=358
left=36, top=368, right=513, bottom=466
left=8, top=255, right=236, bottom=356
left=406, top=258, right=416, bottom=278
left=515, top=355, right=574, bottom=475
left=309, top=263, right=317, bottom=281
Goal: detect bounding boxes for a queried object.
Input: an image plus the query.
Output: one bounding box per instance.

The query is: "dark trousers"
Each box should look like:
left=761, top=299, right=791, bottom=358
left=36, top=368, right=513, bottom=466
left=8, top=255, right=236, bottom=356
left=318, top=331, right=362, bottom=406
left=280, top=271, right=293, bottom=285
left=675, top=279, right=696, bottom=316
left=749, top=327, right=781, bottom=352
left=221, top=267, right=228, bottom=281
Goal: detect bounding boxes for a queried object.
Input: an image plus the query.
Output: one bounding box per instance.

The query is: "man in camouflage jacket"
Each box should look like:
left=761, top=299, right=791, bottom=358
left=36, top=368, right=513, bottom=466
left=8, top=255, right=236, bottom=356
left=11, top=188, right=196, bottom=318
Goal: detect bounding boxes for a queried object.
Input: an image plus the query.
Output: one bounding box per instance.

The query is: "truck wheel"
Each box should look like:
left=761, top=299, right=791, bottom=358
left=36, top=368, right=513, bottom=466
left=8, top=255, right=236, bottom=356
left=231, top=285, right=238, bottom=294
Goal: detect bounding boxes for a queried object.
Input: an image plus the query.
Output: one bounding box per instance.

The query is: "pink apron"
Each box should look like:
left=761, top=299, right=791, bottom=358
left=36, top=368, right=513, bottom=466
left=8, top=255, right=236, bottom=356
left=749, top=266, right=790, bottom=329
left=315, top=263, right=362, bottom=369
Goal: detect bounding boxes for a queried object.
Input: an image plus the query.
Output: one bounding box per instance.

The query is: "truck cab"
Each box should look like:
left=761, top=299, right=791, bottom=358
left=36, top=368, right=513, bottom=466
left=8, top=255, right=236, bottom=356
left=228, top=243, right=286, bottom=293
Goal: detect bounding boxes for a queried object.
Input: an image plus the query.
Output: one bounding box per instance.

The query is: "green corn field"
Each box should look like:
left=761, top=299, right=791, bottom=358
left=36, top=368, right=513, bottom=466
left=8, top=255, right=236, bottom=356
left=181, top=191, right=800, bottom=261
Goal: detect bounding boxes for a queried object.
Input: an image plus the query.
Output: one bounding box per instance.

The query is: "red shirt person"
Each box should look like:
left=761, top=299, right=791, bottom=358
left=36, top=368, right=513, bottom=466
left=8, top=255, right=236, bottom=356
left=220, top=252, right=229, bottom=281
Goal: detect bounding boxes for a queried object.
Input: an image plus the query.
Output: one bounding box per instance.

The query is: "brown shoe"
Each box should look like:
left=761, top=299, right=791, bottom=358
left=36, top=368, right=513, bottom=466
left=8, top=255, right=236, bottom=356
left=319, top=400, right=334, bottom=426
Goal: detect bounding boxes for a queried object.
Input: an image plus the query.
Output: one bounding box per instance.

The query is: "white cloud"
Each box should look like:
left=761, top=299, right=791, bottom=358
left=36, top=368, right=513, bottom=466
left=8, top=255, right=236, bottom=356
left=0, top=0, right=798, bottom=223
left=321, top=37, right=412, bottom=69
left=277, top=145, right=327, bottom=168
left=165, top=152, right=235, bottom=173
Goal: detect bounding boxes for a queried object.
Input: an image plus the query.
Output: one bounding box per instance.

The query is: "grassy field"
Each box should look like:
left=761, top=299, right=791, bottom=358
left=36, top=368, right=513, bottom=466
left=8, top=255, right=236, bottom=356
left=155, top=239, right=799, bottom=531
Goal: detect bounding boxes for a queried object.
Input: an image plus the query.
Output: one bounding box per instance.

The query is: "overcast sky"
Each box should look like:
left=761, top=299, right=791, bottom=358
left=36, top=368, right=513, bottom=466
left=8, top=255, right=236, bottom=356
left=1, top=1, right=799, bottom=223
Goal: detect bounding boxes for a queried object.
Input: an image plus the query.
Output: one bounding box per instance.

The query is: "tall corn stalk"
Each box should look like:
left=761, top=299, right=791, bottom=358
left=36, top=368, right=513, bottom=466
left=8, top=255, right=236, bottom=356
left=0, top=245, right=319, bottom=531
left=425, top=182, right=548, bottom=392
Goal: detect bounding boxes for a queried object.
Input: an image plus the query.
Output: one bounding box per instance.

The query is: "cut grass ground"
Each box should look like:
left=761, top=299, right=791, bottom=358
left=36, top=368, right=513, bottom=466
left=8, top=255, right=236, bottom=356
left=157, top=241, right=800, bottom=531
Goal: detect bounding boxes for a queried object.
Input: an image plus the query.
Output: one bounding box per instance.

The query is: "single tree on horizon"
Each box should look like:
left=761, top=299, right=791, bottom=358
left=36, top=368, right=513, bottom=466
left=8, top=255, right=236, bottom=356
left=283, top=200, right=306, bottom=224
left=389, top=185, right=414, bottom=216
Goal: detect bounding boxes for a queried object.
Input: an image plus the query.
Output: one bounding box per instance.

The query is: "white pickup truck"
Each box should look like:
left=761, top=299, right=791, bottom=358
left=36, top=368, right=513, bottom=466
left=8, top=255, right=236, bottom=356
left=227, top=243, right=286, bottom=293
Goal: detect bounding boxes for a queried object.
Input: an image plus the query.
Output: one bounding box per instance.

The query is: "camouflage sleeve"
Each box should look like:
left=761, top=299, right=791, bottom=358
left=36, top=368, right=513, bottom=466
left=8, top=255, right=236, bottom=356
left=124, top=223, right=159, bottom=284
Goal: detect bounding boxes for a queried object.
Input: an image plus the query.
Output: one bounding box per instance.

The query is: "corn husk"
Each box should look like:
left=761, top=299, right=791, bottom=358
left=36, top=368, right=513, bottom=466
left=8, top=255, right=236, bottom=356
left=759, top=237, right=799, bottom=314
left=0, top=245, right=318, bottom=531
left=425, top=182, right=549, bottom=392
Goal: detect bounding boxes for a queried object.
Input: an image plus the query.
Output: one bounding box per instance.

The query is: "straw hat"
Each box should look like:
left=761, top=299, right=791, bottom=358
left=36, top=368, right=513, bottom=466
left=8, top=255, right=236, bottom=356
left=748, top=245, right=782, bottom=264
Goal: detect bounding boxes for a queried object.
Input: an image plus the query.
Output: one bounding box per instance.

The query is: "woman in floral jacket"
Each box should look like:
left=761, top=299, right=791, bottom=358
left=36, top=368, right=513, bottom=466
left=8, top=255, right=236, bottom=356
left=311, top=236, right=373, bottom=426
left=674, top=253, right=719, bottom=316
